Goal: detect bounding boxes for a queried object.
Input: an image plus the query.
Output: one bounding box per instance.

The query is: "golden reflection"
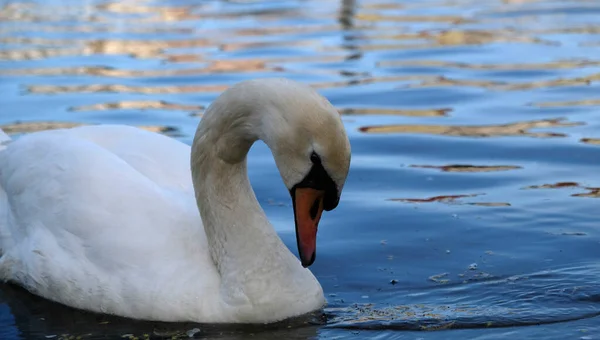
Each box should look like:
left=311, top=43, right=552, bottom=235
left=1, top=0, right=198, bottom=24
left=27, top=75, right=422, bottom=94
left=0, top=48, right=81, bottom=61
left=359, top=118, right=582, bottom=137
left=533, top=99, right=600, bottom=108
left=0, top=3, right=100, bottom=23
left=379, top=59, right=600, bottom=70
left=500, top=77, right=594, bottom=91
left=219, top=39, right=319, bottom=53
left=361, top=1, right=404, bottom=10
left=0, top=121, right=177, bottom=136
left=26, top=75, right=427, bottom=95
left=404, top=76, right=504, bottom=89
left=468, top=202, right=511, bottom=207
left=389, top=194, right=509, bottom=207
left=2, top=0, right=307, bottom=26
left=537, top=26, right=600, bottom=35
left=573, top=188, right=600, bottom=198
left=164, top=54, right=205, bottom=63
left=86, top=39, right=209, bottom=59
left=422, top=29, right=546, bottom=46
left=0, top=35, right=352, bottom=61
left=0, top=25, right=193, bottom=35
left=525, top=182, right=579, bottom=189
left=97, top=2, right=174, bottom=15
left=164, top=54, right=346, bottom=65
left=390, top=194, right=481, bottom=203
left=328, top=29, right=550, bottom=52
left=339, top=107, right=451, bottom=117
left=98, top=1, right=306, bottom=23
left=3, top=60, right=280, bottom=77
left=69, top=101, right=204, bottom=114
left=0, top=37, right=75, bottom=46
left=0, top=122, right=81, bottom=133
left=311, top=75, right=436, bottom=90
left=524, top=181, right=600, bottom=198
left=490, top=2, right=600, bottom=18
left=403, top=75, right=593, bottom=91
left=97, top=2, right=196, bottom=21
left=0, top=37, right=210, bottom=60
left=411, top=165, right=521, bottom=172
left=27, top=84, right=229, bottom=95
left=355, top=13, right=471, bottom=24
left=228, top=24, right=352, bottom=38
left=581, top=138, right=600, bottom=145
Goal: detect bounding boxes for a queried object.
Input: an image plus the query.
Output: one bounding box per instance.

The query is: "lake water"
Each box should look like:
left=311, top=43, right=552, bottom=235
left=1, top=0, right=600, bottom=338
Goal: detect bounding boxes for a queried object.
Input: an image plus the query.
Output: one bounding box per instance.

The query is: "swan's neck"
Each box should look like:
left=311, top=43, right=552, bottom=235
left=192, top=155, right=275, bottom=274
left=190, top=88, right=305, bottom=291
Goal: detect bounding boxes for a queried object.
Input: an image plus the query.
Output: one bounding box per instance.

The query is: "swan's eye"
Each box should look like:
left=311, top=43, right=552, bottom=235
left=292, top=151, right=338, bottom=211
left=310, top=152, right=321, bottom=164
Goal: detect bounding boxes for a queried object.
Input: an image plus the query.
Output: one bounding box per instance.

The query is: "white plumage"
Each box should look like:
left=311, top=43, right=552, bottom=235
left=0, top=78, right=351, bottom=324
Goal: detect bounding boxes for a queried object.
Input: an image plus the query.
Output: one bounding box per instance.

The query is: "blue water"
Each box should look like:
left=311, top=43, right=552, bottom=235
left=1, top=0, right=600, bottom=338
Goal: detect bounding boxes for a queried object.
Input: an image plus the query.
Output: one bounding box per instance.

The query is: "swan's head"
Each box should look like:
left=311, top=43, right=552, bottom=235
left=256, top=78, right=351, bottom=267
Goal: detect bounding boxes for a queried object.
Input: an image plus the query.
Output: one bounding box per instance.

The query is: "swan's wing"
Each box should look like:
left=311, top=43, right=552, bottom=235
left=0, top=126, right=219, bottom=319
left=64, top=125, right=194, bottom=194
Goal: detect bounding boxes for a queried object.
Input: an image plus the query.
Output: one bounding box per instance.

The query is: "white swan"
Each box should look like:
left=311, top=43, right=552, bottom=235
left=0, top=78, right=351, bottom=324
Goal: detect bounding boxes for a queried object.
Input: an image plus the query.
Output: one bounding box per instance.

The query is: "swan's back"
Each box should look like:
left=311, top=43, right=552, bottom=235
left=56, top=125, right=193, bottom=192
left=0, top=125, right=223, bottom=321
left=0, top=77, right=350, bottom=324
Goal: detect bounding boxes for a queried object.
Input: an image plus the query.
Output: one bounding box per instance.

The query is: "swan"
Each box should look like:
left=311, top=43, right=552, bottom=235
left=0, top=78, right=351, bottom=324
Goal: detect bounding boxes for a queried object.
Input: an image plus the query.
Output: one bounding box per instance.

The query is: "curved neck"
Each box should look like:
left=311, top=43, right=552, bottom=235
left=190, top=88, right=296, bottom=282
left=187, top=80, right=329, bottom=317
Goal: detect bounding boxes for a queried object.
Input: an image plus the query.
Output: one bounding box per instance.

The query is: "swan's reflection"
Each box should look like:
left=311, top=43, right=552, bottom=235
left=0, top=283, right=322, bottom=339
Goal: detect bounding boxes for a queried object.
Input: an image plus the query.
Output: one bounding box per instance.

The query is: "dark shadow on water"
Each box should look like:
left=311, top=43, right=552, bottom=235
left=325, top=263, right=600, bottom=331
left=2, top=263, right=600, bottom=338
left=0, top=283, right=324, bottom=339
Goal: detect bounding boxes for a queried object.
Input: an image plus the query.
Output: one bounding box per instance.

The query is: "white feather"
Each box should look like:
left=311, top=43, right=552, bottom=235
left=0, top=129, right=11, bottom=151
left=0, top=78, right=351, bottom=324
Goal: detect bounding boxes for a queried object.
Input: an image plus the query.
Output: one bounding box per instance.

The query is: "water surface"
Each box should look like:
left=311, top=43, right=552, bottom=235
left=1, top=0, right=600, bottom=338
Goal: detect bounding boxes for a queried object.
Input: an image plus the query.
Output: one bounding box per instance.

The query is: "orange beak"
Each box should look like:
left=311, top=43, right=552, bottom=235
left=292, top=188, right=325, bottom=267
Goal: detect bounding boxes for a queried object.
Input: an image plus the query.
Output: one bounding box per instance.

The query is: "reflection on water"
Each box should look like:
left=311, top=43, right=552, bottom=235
left=339, top=107, right=451, bottom=117
left=0, top=38, right=211, bottom=60
left=389, top=193, right=511, bottom=207
left=411, top=165, right=522, bottom=172
left=390, top=193, right=483, bottom=203
left=1, top=0, right=600, bottom=338
left=26, top=75, right=429, bottom=94
left=27, top=83, right=230, bottom=95
left=524, top=182, right=600, bottom=198
left=327, top=264, right=600, bottom=330
left=0, top=64, right=274, bottom=77
left=0, top=121, right=178, bottom=136
left=401, top=75, right=594, bottom=90
left=581, top=137, right=600, bottom=144
left=359, top=118, right=582, bottom=137
left=69, top=101, right=204, bottom=115
left=380, top=59, right=600, bottom=70
left=534, top=98, right=600, bottom=107
left=0, top=283, right=325, bottom=340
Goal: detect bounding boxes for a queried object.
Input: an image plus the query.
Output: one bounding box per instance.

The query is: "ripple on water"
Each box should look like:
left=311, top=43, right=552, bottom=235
left=326, top=263, right=600, bottom=331
left=1, top=0, right=600, bottom=339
